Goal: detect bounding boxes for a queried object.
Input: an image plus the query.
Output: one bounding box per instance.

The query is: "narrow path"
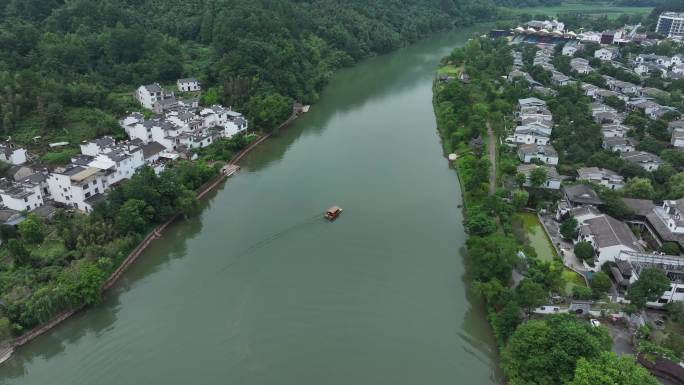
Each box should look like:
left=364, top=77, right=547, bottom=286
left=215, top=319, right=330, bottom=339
left=486, top=122, right=496, bottom=195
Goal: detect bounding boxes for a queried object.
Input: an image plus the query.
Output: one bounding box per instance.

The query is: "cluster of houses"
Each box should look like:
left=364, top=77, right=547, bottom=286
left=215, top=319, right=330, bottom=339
left=553, top=183, right=684, bottom=307
left=506, top=97, right=561, bottom=190
left=508, top=19, right=652, bottom=48
left=504, top=25, right=684, bottom=307
left=0, top=77, right=249, bottom=222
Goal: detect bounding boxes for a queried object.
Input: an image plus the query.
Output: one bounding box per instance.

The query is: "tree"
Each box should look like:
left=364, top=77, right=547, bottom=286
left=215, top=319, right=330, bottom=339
left=503, top=314, right=612, bottom=385
left=660, top=242, right=679, bottom=255
left=560, top=217, right=578, bottom=240
left=574, top=241, right=594, bottom=263
left=175, top=186, right=199, bottom=217
left=566, top=352, right=659, bottom=385
left=627, top=268, right=670, bottom=309
left=515, top=172, right=526, bottom=187
left=529, top=166, right=547, bottom=187
left=8, top=239, right=30, bottom=266
left=573, top=286, right=593, bottom=300
left=18, top=213, right=45, bottom=244
left=464, top=208, right=497, bottom=236
left=665, top=301, right=684, bottom=324
left=466, top=234, right=520, bottom=283
left=590, top=271, right=612, bottom=298
left=511, top=189, right=529, bottom=210
left=623, top=177, right=655, bottom=200
left=58, top=261, right=108, bottom=306
left=516, top=278, right=547, bottom=312
left=0, top=317, right=11, bottom=341
left=493, top=300, right=521, bottom=345
left=114, top=199, right=151, bottom=234
left=0, top=224, right=17, bottom=243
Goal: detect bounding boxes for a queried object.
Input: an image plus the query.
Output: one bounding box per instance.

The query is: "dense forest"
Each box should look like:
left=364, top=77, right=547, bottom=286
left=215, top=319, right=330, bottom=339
left=0, top=0, right=505, bottom=147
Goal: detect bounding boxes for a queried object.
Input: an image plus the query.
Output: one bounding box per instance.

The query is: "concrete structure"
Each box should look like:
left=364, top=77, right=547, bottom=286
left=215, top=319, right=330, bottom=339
left=656, top=12, right=684, bottom=38
left=616, top=251, right=684, bottom=307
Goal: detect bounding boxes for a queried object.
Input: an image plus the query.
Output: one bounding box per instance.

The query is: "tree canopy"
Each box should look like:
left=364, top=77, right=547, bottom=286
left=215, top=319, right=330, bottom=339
left=627, top=268, right=670, bottom=309
left=503, top=314, right=612, bottom=385
left=565, top=352, right=659, bottom=385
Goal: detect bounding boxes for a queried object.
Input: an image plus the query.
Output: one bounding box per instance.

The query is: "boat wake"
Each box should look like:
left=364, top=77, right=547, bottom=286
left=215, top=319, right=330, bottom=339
left=218, top=213, right=323, bottom=272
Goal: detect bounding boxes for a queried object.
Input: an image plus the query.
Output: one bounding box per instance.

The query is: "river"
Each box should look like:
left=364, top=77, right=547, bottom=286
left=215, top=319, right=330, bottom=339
left=0, top=26, right=500, bottom=385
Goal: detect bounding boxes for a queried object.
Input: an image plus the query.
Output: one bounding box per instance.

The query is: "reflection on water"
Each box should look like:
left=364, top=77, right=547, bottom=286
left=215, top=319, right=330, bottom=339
left=0, top=25, right=501, bottom=385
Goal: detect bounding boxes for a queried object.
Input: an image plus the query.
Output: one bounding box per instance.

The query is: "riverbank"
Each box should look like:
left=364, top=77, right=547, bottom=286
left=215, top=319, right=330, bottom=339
left=0, top=27, right=500, bottom=385
left=0, top=109, right=306, bottom=365
left=432, top=34, right=668, bottom=385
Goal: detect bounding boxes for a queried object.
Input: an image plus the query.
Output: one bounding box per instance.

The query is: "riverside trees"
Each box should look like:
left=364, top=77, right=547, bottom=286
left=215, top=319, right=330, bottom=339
left=0, top=161, right=219, bottom=334
left=432, top=36, right=663, bottom=385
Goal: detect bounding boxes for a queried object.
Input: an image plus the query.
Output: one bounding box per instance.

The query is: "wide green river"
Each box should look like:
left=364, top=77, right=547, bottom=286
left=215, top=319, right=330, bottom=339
left=0, top=27, right=500, bottom=385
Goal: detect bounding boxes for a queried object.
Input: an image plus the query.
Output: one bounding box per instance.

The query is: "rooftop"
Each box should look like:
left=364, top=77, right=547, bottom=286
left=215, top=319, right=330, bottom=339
left=582, top=214, right=643, bottom=250
left=563, top=184, right=602, bottom=205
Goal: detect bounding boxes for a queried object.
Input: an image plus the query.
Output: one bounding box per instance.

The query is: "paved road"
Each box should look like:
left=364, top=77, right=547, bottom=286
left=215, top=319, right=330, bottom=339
left=486, top=122, right=496, bottom=195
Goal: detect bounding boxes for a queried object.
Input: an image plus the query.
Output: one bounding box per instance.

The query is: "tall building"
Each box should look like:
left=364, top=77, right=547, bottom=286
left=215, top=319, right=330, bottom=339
left=656, top=12, right=684, bottom=38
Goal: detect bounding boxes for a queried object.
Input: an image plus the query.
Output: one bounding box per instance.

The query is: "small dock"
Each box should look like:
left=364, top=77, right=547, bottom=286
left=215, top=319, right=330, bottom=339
left=221, top=164, right=240, bottom=177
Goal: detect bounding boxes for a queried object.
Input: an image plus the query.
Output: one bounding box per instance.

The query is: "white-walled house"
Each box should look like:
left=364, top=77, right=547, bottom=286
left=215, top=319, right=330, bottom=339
left=655, top=199, right=684, bottom=235
left=621, top=151, right=662, bottom=171
left=576, top=213, right=644, bottom=268
left=507, top=125, right=551, bottom=145
left=562, top=43, right=581, bottom=56
left=0, top=143, right=27, bottom=165
left=672, top=128, right=684, bottom=147
left=635, top=54, right=671, bottom=66
left=602, top=123, right=629, bottom=138
left=577, top=167, right=624, bottom=190
left=610, top=80, right=639, bottom=95
left=136, top=83, right=174, bottom=110
left=47, top=165, right=107, bottom=213
left=177, top=78, right=201, bottom=92
left=518, top=143, right=558, bottom=165
left=80, top=137, right=116, bottom=157
left=594, top=47, right=619, bottom=61
left=516, top=164, right=561, bottom=189
left=0, top=178, right=44, bottom=212
left=200, top=105, right=248, bottom=137
left=79, top=137, right=146, bottom=185
left=602, top=137, right=636, bottom=153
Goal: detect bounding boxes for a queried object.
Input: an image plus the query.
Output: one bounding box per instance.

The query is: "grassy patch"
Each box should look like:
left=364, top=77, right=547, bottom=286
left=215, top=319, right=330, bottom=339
left=14, top=107, right=124, bottom=148
left=437, top=64, right=462, bottom=76
left=563, top=268, right=587, bottom=295
left=519, top=212, right=557, bottom=262
left=41, top=148, right=80, bottom=165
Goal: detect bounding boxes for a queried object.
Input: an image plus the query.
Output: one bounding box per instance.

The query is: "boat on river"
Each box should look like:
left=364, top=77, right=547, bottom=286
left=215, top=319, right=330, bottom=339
left=325, top=206, right=343, bottom=221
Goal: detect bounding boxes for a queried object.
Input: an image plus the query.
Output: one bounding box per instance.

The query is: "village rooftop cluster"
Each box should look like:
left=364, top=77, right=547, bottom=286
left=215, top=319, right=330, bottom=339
left=0, top=78, right=247, bottom=224
left=496, top=15, right=684, bottom=309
